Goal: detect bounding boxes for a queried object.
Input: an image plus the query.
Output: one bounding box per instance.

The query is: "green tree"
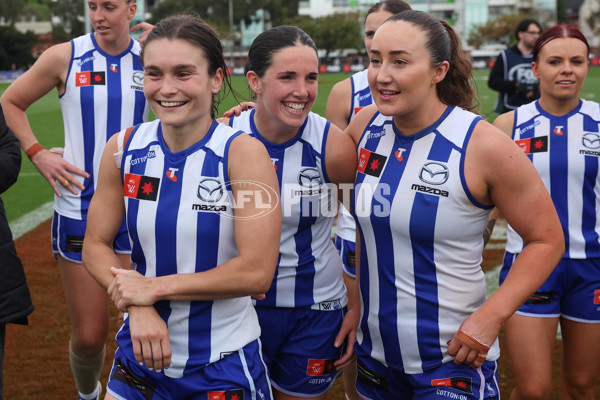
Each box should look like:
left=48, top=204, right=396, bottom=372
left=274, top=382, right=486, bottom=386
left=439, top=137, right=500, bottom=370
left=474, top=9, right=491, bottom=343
left=285, top=13, right=362, bottom=61
left=0, top=25, right=37, bottom=69
left=467, top=13, right=536, bottom=49
left=0, top=0, right=26, bottom=23
left=50, top=0, right=85, bottom=39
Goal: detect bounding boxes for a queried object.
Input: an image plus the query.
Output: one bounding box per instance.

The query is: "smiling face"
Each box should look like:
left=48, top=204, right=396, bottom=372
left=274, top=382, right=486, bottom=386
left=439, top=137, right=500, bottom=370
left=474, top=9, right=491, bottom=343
left=249, top=44, right=318, bottom=141
left=533, top=37, right=588, bottom=106
left=368, top=20, right=448, bottom=120
left=143, top=38, right=223, bottom=134
left=88, top=0, right=136, bottom=51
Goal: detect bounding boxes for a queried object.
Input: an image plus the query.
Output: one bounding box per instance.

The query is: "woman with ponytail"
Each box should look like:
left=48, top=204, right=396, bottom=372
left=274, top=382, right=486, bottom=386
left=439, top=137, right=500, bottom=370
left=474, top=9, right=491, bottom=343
left=335, top=10, right=564, bottom=398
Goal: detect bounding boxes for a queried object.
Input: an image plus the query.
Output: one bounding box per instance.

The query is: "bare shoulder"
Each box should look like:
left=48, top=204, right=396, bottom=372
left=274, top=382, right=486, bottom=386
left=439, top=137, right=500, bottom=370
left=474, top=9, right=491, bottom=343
left=325, top=77, right=352, bottom=128
left=346, top=103, right=379, bottom=146
left=491, top=111, right=515, bottom=137
left=229, top=132, right=269, bottom=164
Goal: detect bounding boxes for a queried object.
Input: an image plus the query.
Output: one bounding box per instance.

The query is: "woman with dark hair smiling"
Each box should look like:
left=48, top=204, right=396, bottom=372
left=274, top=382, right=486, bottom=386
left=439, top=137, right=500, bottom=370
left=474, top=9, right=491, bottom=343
left=83, top=14, right=281, bottom=399
left=224, top=25, right=357, bottom=400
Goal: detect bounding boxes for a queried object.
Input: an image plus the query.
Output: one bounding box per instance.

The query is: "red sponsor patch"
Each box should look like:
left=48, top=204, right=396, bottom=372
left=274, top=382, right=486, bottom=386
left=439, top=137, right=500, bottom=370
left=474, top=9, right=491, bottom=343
left=594, top=289, right=600, bottom=304
left=357, top=148, right=387, bottom=177
left=124, top=174, right=160, bottom=201
left=306, top=358, right=336, bottom=376
left=515, top=136, right=548, bottom=154
left=76, top=71, right=106, bottom=87
left=431, top=377, right=472, bottom=394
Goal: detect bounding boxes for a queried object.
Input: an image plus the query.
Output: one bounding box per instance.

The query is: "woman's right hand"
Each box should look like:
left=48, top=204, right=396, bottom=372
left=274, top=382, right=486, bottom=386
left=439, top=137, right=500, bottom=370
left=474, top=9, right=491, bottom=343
left=221, top=101, right=256, bottom=118
left=131, top=22, right=155, bottom=47
left=127, top=305, right=172, bottom=372
left=30, top=148, right=89, bottom=196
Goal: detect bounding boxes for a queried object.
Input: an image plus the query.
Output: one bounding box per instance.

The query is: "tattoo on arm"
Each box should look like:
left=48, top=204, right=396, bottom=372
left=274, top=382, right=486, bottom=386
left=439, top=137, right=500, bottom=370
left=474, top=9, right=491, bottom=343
left=483, top=218, right=497, bottom=246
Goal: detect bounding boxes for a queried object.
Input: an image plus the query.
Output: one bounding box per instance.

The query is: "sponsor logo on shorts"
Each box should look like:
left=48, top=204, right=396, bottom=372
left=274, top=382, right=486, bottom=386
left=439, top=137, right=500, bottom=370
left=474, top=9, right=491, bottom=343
left=124, top=174, right=160, bottom=201
left=358, top=148, right=387, bottom=177
left=431, top=377, right=473, bottom=394
left=525, top=291, right=556, bottom=305
left=515, top=136, right=548, bottom=154
left=208, top=388, right=244, bottom=400
left=356, top=359, right=388, bottom=391
left=112, top=358, right=155, bottom=400
left=306, top=358, right=336, bottom=376
left=75, top=71, right=105, bottom=87
left=594, top=289, right=600, bottom=305
left=65, top=235, right=84, bottom=253
left=319, top=300, right=342, bottom=311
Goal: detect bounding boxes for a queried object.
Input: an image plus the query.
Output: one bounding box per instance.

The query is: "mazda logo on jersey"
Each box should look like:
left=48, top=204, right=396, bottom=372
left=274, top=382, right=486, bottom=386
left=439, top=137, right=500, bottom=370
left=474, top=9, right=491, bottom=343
left=298, top=167, right=323, bottom=188
left=419, top=162, right=449, bottom=185
left=131, top=71, right=144, bottom=91
left=197, top=178, right=224, bottom=203
left=582, top=132, right=600, bottom=149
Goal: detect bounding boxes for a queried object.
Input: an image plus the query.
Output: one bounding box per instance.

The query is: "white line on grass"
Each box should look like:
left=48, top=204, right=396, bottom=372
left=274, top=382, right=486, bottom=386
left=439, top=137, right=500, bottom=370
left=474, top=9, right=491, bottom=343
left=9, top=201, right=54, bottom=240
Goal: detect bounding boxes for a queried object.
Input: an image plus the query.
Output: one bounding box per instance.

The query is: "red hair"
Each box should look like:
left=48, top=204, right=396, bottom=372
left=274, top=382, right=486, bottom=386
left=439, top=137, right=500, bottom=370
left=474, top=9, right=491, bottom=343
left=533, top=24, right=590, bottom=62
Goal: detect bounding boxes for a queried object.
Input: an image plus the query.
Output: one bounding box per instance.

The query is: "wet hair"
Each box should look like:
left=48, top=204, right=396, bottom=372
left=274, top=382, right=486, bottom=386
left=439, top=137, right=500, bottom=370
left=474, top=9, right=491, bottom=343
left=141, top=14, right=235, bottom=119
left=365, top=0, right=411, bottom=20
left=245, top=25, right=317, bottom=78
left=385, top=10, right=478, bottom=112
left=533, top=24, right=590, bottom=62
left=515, top=19, right=542, bottom=40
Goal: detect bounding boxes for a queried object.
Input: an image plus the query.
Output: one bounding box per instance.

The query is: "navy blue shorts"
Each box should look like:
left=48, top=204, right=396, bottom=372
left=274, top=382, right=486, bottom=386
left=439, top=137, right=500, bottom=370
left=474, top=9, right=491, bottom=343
left=256, top=306, right=345, bottom=397
left=355, top=354, right=500, bottom=400
left=106, top=339, right=273, bottom=400
left=51, top=211, right=130, bottom=263
left=500, top=252, right=600, bottom=322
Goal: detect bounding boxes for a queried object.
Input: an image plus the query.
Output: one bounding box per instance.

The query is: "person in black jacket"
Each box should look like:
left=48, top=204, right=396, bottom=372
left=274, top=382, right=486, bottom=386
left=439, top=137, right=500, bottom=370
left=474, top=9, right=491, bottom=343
left=0, top=104, right=34, bottom=400
left=488, top=19, right=542, bottom=115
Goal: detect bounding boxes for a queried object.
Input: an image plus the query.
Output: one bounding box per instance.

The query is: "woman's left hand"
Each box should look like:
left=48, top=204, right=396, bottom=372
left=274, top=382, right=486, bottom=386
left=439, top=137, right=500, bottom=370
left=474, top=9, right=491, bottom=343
left=108, top=267, right=157, bottom=311
left=447, top=311, right=501, bottom=369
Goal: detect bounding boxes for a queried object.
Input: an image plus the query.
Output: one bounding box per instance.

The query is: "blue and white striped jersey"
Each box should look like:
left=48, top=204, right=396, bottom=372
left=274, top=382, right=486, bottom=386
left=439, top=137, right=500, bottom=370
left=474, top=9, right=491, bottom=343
left=354, top=106, right=500, bottom=374
left=57, top=33, right=150, bottom=219
left=505, top=99, right=600, bottom=258
left=117, top=120, right=261, bottom=378
left=336, top=69, right=372, bottom=242
left=229, top=110, right=347, bottom=310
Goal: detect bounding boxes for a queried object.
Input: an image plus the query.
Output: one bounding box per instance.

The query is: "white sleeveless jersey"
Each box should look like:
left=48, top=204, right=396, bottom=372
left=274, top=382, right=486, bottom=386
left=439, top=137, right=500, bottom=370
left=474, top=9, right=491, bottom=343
left=57, top=33, right=150, bottom=219
left=229, top=110, right=347, bottom=310
left=354, top=107, right=500, bottom=374
left=505, top=100, right=600, bottom=258
left=117, top=120, right=261, bottom=378
left=336, top=69, right=373, bottom=241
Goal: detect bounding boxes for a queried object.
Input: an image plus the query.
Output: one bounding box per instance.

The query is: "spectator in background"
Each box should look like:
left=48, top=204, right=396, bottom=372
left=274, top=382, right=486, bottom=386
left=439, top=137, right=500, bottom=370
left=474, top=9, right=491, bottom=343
left=0, top=104, right=34, bottom=400
left=488, top=18, right=542, bottom=115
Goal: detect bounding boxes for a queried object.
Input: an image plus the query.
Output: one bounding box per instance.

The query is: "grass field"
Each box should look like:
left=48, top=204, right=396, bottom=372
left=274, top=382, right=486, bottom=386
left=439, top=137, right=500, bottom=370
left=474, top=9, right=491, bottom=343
left=1, top=68, right=599, bottom=225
